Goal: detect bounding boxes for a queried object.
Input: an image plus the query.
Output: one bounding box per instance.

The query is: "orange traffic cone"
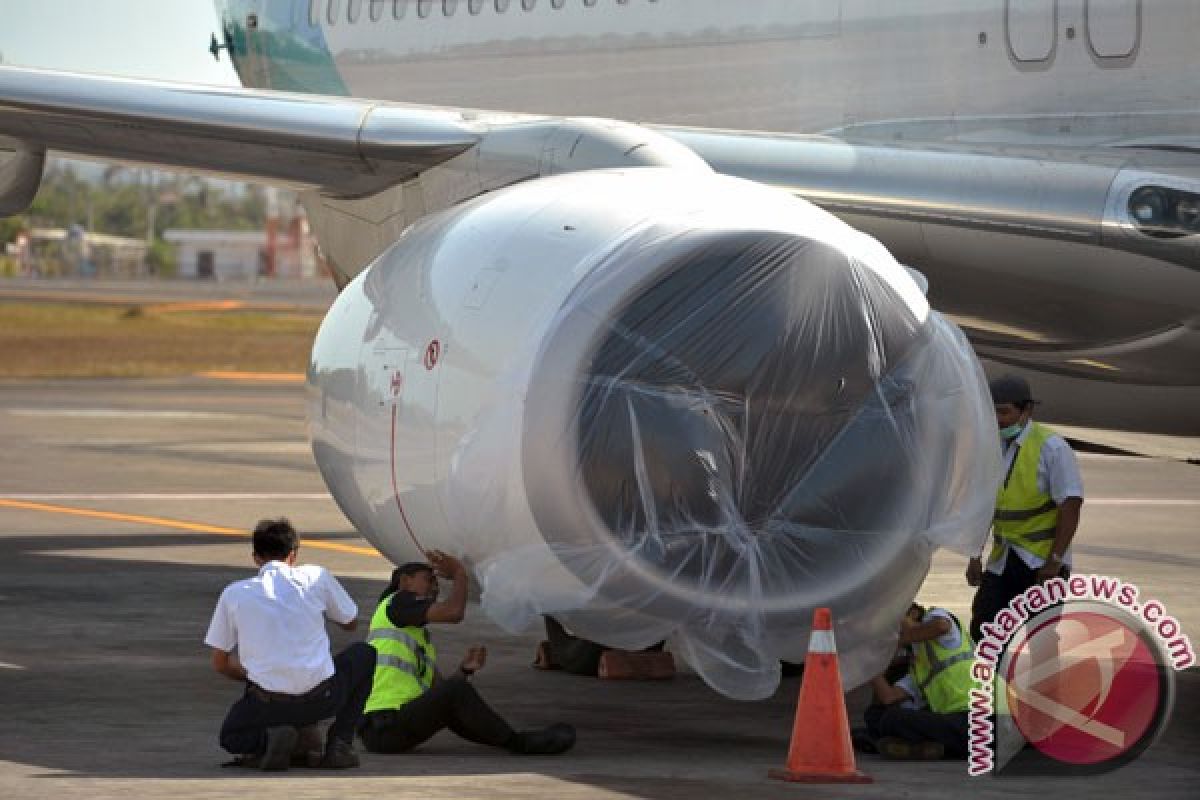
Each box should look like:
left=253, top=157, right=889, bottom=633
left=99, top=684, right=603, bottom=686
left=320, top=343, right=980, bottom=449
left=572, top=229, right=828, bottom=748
left=768, top=607, right=873, bottom=784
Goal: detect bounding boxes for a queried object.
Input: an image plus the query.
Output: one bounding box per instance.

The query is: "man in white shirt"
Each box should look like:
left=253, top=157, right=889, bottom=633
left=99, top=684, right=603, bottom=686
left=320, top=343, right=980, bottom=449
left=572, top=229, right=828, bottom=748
left=966, top=375, right=1084, bottom=642
left=205, top=518, right=376, bottom=770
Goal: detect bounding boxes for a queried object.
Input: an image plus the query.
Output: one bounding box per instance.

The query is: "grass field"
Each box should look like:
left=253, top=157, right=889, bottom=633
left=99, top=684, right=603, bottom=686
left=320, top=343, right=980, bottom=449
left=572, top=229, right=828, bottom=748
left=0, top=302, right=321, bottom=378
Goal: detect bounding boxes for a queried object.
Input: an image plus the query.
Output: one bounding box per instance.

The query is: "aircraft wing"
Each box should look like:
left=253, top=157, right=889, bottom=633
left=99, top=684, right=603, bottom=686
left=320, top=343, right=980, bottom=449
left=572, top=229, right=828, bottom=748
left=0, top=64, right=482, bottom=202
left=3, top=64, right=1195, bottom=274
left=2, top=64, right=1198, bottom=389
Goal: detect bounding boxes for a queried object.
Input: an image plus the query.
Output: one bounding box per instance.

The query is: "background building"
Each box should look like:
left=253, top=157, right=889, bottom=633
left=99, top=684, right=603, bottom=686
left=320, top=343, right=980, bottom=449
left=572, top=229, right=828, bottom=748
left=13, top=227, right=147, bottom=278
left=165, top=213, right=318, bottom=281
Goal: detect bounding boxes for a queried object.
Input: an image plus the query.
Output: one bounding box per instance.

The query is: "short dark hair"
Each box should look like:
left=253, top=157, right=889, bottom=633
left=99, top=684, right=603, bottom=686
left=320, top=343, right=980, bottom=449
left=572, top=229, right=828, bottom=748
left=909, top=602, right=927, bottom=619
left=378, top=561, right=434, bottom=602
left=395, top=561, right=433, bottom=578
left=989, top=374, right=1035, bottom=409
left=253, top=518, right=299, bottom=560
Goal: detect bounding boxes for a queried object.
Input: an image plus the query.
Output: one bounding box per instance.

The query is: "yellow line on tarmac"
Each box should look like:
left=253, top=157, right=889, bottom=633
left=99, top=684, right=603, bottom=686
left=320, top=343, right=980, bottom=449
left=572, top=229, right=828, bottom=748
left=143, top=300, right=246, bottom=313
left=0, top=499, right=379, bottom=557
left=197, top=371, right=307, bottom=383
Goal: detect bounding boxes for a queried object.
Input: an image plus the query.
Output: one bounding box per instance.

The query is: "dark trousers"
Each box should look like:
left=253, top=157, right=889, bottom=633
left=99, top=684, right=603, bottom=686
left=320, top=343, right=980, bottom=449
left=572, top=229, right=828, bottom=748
left=543, top=615, right=665, bottom=676
left=864, top=703, right=969, bottom=759
left=359, top=673, right=515, bottom=753
left=219, top=642, right=376, bottom=756
left=970, top=553, right=1068, bottom=642
left=544, top=616, right=606, bottom=676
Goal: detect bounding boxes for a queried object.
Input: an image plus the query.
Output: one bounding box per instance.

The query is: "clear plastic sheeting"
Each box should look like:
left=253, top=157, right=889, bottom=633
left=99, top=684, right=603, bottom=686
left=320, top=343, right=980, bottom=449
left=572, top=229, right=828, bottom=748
left=441, top=187, right=1001, bottom=700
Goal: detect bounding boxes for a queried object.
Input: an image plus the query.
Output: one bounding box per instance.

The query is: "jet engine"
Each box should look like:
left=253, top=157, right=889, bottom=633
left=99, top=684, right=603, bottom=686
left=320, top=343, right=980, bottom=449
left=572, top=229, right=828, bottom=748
left=308, top=168, right=1000, bottom=700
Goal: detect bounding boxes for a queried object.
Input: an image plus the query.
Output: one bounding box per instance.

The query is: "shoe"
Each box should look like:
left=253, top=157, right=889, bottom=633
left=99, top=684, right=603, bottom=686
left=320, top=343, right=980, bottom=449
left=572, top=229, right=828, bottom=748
left=850, top=727, right=878, bottom=755
left=319, top=738, right=360, bottom=769
left=292, top=724, right=324, bottom=767
left=509, top=723, right=576, bottom=755
left=597, top=650, right=675, bottom=680
left=260, top=726, right=299, bottom=771
left=877, top=736, right=944, bottom=761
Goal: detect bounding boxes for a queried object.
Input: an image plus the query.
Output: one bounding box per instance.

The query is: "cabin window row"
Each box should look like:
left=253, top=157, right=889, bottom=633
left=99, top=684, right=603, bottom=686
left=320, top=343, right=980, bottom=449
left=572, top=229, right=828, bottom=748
left=313, top=0, right=653, bottom=27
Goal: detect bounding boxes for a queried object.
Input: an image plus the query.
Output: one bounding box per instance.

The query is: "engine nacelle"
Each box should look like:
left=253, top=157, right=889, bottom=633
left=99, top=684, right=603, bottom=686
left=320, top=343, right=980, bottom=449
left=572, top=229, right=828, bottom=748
left=308, top=168, right=1000, bottom=699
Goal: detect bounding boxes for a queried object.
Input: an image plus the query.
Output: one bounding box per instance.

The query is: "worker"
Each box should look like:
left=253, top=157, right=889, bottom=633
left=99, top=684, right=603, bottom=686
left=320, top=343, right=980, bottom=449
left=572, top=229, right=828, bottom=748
left=967, top=374, right=1084, bottom=641
left=359, top=552, right=576, bottom=755
left=533, top=616, right=674, bottom=679
left=855, top=603, right=974, bottom=760
left=204, top=518, right=376, bottom=770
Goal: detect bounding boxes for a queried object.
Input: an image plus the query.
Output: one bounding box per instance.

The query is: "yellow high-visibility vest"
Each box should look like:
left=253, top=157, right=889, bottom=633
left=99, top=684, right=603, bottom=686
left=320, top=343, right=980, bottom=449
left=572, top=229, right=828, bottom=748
left=910, top=611, right=974, bottom=714
left=363, top=594, right=436, bottom=713
left=991, top=421, right=1059, bottom=563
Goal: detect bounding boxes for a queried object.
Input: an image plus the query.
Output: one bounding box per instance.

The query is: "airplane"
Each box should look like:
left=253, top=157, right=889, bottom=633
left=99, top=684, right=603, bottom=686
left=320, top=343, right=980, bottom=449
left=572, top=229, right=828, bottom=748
left=0, top=0, right=1196, bottom=699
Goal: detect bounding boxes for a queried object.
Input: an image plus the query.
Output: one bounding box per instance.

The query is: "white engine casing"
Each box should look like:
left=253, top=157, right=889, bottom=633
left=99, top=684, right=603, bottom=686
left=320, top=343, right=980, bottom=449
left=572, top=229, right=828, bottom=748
left=308, top=168, right=999, bottom=699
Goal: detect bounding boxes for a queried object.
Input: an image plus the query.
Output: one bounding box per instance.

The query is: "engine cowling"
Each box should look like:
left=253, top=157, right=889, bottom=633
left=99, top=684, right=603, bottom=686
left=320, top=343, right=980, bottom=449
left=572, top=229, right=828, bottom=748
left=308, top=168, right=1000, bottom=700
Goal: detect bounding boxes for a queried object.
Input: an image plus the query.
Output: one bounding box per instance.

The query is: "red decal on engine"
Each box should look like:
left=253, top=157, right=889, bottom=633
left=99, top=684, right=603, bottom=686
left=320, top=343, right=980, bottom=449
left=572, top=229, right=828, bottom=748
left=424, top=340, right=441, bottom=370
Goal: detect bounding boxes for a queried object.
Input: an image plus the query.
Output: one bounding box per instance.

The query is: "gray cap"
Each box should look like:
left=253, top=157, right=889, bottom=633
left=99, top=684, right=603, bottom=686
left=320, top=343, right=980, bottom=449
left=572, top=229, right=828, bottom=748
left=989, top=374, right=1034, bottom=406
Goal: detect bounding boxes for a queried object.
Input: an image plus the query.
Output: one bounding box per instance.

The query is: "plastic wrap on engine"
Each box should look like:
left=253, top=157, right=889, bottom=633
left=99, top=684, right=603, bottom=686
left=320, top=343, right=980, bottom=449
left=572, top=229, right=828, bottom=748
left=443, top=221, right=1000, bottom=701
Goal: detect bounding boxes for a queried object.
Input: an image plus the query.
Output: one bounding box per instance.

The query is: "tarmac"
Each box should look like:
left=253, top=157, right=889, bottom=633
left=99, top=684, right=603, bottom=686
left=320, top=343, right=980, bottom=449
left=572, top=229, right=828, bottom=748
left=1, top=376, right=1198, bottom=799
left=0, top=277, right=337, bottom=312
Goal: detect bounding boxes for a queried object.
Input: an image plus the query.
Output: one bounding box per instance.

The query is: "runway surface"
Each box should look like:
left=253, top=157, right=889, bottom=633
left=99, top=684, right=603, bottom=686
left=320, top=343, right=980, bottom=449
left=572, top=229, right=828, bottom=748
left=0, top=277, right=336, bottom=312
left=0, top=377, right=1197, bottom=799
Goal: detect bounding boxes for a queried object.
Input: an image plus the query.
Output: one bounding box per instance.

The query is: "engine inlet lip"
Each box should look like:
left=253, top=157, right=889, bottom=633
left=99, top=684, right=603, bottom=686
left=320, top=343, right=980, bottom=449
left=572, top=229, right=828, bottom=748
left=520, top=225, right=922, bottom=616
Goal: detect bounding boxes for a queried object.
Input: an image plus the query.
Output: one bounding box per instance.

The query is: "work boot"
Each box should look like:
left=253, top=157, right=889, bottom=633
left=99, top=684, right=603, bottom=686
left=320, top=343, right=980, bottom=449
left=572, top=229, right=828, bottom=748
left=509, top=723, right=576, bottom=755
left=226, top=753, right=261, bottom=768
left=291, top=724, right=324, bottom=767
left=850, top=727, right=878, bottom=755
left=260, top=726, right=299, bottom=771
left=597, top=650, right=675, bottom=680
left=877, top=736, right=944, bottom=761
left=318, top=737, right=360, bottom=769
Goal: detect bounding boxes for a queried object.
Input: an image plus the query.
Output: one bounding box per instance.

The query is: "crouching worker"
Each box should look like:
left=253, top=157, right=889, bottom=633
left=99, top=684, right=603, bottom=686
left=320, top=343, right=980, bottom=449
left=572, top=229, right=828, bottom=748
left=205, top=518, right=377, bottom=770
left=856, top=602, right=973, bottom=760
left=359, top=552, right=576, bottom=755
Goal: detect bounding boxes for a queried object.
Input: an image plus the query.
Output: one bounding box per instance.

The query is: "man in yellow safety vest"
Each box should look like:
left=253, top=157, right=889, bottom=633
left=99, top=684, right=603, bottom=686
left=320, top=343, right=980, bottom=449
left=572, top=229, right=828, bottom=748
left=966, top=374, right=1084, bottom=641
left=358, top=551, right=576, bottom=756
left=855, top=603, right=975, bottom=760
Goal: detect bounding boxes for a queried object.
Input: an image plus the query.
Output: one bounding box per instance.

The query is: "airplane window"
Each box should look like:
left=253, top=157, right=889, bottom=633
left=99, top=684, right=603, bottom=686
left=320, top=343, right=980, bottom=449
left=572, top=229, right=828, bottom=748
left=393, top=0, right=407, bottom=19
left=583, top=0, right=597, bottom=7
left=444, top=0, right=458, bottom=15
left=369, top=0, right=385, bottom=21
left=551, top=0, right=564, bottom=9
left=522, top=0, right=537, bottom=11
left=328, top=0, right=342, bottom=25
left=418, top=0, right=433, bottom=18
left=495, top=0, right=511, bottom=13
left=348, top=0, right=362, bottom=22
left=310, top=0, right=322, bottom=26
left=469, top=0, right=485, bottom=13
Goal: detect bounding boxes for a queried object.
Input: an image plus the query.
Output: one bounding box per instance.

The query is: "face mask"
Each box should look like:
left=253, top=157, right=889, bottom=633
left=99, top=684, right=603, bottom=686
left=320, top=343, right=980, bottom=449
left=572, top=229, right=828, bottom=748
left=999, top=422, right=1023, bottom=440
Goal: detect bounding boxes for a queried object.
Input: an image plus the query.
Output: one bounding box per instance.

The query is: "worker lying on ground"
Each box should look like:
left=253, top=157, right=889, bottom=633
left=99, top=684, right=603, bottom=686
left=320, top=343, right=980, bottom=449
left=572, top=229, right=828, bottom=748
left=852, top=602, right=974, bottom=760
left=533, top=615, right=674, bottom=679
left=358, top=552, right=576, bottom=755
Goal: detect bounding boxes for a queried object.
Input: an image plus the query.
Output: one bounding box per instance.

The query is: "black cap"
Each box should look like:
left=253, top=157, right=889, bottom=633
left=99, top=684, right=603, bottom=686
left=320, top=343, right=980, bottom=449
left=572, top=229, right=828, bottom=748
left=989, top=374, right=1034, bottom=407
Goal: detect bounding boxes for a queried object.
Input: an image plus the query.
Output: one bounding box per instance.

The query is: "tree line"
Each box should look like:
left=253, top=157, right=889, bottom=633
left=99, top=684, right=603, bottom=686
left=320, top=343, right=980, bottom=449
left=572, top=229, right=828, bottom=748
left=1, top=160, right=276, bottom=276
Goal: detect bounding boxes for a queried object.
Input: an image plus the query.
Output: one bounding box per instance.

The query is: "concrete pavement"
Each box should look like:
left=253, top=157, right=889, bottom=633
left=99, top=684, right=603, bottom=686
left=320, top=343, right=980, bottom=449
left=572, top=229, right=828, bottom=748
left=0, top=377, right=1197, bottom=799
